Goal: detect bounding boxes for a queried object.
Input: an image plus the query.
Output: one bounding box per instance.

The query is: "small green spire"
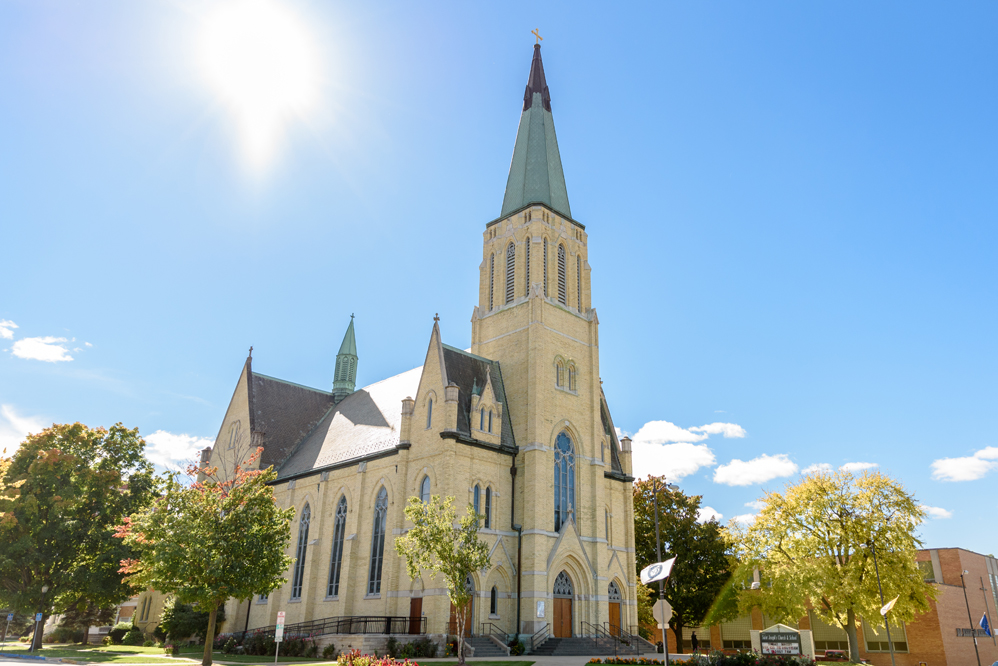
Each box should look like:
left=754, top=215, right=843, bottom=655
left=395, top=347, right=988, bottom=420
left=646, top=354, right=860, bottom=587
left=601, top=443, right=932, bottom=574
left=333, top=315, right=357, bottom=402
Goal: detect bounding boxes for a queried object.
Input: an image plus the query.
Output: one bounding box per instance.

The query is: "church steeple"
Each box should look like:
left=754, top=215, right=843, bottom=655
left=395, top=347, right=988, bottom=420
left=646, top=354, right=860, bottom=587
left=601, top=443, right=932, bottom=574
left=500, top=43, right=572, bottom=220
left=332, top=315, right=358, bottom=403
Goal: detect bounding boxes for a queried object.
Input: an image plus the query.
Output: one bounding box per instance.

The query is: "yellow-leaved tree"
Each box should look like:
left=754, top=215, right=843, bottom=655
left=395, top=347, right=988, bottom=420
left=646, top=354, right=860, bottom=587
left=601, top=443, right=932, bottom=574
left=732, top=470, right=934, bottom=663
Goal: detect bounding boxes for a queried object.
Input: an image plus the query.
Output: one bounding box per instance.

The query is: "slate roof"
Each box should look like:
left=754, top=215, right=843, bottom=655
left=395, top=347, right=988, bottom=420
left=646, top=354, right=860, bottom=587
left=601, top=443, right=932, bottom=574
left=500, top=44, right=572, bottom=220
left=251, top=374, right=336, bottom=468
left=441, top=345, right=516, bottom=451
left=275, top=365, right=422, bottom=480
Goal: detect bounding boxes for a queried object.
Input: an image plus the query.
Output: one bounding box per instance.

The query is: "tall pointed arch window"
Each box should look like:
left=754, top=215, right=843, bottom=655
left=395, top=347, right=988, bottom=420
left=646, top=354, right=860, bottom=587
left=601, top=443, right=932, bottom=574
left=490, top=586, right=498, bottom=615
left=576, top=255, right=582, bottom=310
left=327, top=497, right=347, bottom=597
left=484, top=487, right=492, bottom=528
left=473, top=484, right=481, bottom=517
left=525, top=239, right=531, bottom=296
left=556, top=361, right=564, bottom=387
left=557, top=244, right=567, bottom=305
left=608, top=580, right=621, bottom=602
left=489, top=253, right=495, bottom=310
left=488, top=410, right=493, bottom=433
left=420, top=476, right=431, bottom=503
left=291, top=503, right=311, bottom=599
left=480, top=407, right=485, bottom=431
left=505, top=242, right=515, bottom=304
left=368, top=487, right=388, bottom=595
left=426, top=398, right=433, bottom=428
left=543, top=238, right=549, bottom=297
left=568, top=365, right=576, bottom=391
left=554, top=432, right=576, bottom=531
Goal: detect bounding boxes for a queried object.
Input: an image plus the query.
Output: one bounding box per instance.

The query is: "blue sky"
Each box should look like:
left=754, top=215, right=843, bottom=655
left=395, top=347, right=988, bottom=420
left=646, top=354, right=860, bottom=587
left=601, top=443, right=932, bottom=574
left=1, top=1, right=996, bottom=554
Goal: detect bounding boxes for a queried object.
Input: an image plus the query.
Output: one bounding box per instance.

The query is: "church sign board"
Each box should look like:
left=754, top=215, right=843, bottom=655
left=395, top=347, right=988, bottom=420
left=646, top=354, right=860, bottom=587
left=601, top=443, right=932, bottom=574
left=760, top=624, right=802, bottom=655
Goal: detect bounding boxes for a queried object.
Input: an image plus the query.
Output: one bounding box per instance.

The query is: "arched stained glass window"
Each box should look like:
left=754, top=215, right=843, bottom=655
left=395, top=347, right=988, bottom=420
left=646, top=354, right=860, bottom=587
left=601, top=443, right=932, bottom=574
left=327, top=497, right=347, bottom=597
left=473, top=484, right=481, bottom=517
left=553, top=571, right=573, bottom=597
left=490, top=586, right=498, bottom=614
left=608, top=580, right=621, bottom=601
left=554, top=432, right=576, bottom=531
left=557, top=244, right=567, bottom=305
left=505, top=242, right=515, bottom=304
left=368, top=487, right=388, bottom=594
left=484, top=487, right=492, bottom=529
left=420, top=476, right=430, bottom=503
left=291, top=503, right=311, bottom=599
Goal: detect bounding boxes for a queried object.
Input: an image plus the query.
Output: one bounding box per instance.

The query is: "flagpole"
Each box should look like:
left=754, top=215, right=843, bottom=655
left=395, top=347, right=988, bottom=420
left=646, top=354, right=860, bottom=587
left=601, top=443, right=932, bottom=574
left=980, top=577, right=996, bottom=646
left=653, top=478, right=670, bottom=666
left=868, top=540, right=897, bottom=666
left=961, top=571, right=983, bottom=666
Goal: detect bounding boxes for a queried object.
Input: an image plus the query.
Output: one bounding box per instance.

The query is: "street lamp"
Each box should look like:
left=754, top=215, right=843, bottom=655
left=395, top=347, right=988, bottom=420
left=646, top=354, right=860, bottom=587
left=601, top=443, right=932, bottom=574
left=29, top=585, right=49, bottom=654
left=865, top=541, right=896, bottom=666
left=652, top=478, right=678, bottom=666
left=960, top=570, right=982, bottom=666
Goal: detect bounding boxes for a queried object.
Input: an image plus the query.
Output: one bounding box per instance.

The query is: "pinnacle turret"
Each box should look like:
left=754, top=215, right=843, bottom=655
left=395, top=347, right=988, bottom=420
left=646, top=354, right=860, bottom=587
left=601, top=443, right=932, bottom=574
left=333, top=315, right=357, bottom=403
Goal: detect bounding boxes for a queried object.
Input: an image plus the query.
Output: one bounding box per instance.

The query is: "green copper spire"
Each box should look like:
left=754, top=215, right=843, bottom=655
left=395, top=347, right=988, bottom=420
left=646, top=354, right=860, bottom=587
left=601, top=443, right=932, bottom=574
left=500, top=43, right=572, bottom=219
left=333, top=315, right=357, bottom=403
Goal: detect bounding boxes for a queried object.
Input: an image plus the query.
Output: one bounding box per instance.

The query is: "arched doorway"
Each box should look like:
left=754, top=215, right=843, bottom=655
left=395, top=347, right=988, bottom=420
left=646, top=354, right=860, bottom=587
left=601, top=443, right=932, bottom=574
left=449, top=575, right=475, bottom=636
left=553, top=571, right=573, bottom=637
left=608, top=581, right=622, bottom=636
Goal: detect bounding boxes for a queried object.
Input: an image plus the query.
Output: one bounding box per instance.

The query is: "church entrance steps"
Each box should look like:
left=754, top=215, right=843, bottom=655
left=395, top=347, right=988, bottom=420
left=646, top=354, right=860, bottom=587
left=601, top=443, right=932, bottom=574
left=468, top=636, right=508, bottom=657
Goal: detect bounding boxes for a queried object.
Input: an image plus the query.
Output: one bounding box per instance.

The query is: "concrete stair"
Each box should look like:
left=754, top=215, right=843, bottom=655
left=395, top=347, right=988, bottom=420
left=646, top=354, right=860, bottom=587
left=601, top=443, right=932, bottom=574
left=532, top=635, right=659, bottom=657
left=468, top=636, right=507, bottom=657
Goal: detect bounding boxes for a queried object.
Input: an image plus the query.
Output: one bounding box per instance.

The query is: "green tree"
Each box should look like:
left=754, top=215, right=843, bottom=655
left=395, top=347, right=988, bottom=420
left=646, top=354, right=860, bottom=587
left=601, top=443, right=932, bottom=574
left=733, top=469, right=934, bottom=663
left=117, top=447, right=293, bottom=666
left=633, top=476, right=734, bottom=653
left=159, top=596, right=226, bottom=641
left=394, top=495, right=489, bottom=665
left=57, top=601, right=117, bottom=645
left=0, top=423, right=156, bottom=650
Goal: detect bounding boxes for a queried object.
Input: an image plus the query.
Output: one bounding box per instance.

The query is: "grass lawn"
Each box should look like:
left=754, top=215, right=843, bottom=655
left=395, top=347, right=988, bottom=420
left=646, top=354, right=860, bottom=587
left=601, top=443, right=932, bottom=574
left=175, top=647, right=332, bottom=664
left=0, top=642, right=193, bottom=663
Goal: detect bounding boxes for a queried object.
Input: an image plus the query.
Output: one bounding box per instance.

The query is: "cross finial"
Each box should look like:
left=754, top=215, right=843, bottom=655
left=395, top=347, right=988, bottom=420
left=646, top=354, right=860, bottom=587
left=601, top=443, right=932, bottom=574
left=434, top=313, right=440, bottom=323
left=351, top=313, right=354, bottom=319
left=532, top=29, right=543, bottom=44
left=248, top=346, right=253, bottom=358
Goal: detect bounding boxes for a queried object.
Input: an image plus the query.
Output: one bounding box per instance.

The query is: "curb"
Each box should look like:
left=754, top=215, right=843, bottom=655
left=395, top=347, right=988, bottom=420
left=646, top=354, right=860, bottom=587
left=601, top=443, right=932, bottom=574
left=0, top=655, right=48, bottom=661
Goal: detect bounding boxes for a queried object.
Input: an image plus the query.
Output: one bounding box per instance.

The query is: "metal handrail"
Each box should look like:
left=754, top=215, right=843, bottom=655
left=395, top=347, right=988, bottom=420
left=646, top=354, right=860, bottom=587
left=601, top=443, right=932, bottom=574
left=228, top=615, right=426, bottom=643
left=480, top=622, right=510, bottom=645
left=529, top=623, right=550, bottom=652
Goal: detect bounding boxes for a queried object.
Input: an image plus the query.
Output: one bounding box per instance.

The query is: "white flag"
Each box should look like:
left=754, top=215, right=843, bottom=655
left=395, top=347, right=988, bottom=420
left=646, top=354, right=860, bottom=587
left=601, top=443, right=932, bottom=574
left=880, top=595, right=899, bottom=616
left=640, top=557, right=676, bottom=585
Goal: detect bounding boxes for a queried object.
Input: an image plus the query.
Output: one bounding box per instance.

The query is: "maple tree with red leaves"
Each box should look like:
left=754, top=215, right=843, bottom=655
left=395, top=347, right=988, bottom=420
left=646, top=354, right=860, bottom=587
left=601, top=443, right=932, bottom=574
left=116, top=447, right=293, bottom=666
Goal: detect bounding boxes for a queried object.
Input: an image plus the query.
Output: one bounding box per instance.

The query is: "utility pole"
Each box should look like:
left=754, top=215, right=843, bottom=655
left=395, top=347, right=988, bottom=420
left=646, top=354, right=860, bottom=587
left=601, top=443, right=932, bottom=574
left=867, top=540, right=897, bottom=666
left=653, top=478, right=670, bottom=666
left=961, top=571, right=982, bottom=666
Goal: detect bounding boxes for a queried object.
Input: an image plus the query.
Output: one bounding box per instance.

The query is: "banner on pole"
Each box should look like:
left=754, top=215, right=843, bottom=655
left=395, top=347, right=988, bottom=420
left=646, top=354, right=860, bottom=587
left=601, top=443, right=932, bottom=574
left=880, top=595, right=898, bottom=616
left=980, top=613, right=992, bottom=638
left=640, top=557, right=676, bottom=585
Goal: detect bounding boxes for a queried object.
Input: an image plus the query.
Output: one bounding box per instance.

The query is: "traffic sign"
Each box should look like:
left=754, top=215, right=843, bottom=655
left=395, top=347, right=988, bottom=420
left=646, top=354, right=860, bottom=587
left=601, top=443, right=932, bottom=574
left=652, top=599, right=673, bottom=628
left=275, top=611, right=285, bottom=643
left=6, top=614, right=12, bottom=622
left=35, top=613, right=42, bottom=622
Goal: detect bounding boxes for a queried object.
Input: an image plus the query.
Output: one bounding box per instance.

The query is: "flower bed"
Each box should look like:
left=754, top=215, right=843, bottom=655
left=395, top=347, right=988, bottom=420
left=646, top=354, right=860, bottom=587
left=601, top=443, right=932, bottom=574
left=590, top=654, right=816, bottom=666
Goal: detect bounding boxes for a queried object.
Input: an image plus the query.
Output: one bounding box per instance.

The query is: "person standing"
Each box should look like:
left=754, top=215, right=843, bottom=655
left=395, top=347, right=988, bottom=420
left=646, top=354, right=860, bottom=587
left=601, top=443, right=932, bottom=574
left=691, top=631, right=699, bottom=654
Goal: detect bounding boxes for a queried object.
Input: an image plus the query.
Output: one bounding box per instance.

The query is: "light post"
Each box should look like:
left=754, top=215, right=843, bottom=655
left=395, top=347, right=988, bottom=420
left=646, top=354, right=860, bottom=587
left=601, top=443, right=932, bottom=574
left=961, top=570, right=982, bottom=666
left=29, top=585, right=49, bottom=654
left=866, top=541, right=896, bottom=666
left=652, top=478, right=678, bottom=666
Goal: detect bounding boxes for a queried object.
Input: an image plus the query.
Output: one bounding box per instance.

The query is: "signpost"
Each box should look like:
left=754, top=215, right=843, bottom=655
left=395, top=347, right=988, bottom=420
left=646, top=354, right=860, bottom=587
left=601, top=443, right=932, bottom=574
left=652, top=599, right=673, bottom=628
left=2, top=612, right=12, bottom=650
left=760, top=628, right=802, bottom=655
left=275, top=611, right=285, bottom=664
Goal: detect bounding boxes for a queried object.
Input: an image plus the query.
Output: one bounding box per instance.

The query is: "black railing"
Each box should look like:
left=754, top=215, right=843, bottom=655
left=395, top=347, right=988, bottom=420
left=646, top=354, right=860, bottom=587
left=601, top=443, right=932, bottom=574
left=480, top=622, right=511, bottom=650
left=529, top=623, right=550, bottom=653
left=231, top=615, right=426, bottom=643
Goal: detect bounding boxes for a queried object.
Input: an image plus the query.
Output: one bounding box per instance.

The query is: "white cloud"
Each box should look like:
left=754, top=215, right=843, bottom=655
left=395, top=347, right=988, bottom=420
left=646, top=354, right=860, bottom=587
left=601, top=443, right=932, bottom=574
left=840, top=462, right=879, bottom=473
left=697, top=506, right=723, bottom=523
left=0, top=320, right=17, bottom=340
left=0, top=404, right=47, bottom=454
left=745, top=500, right=766, bottom=511
left=714, top=454, right=799, bottom=486
left=730, top=513, right=757, bottom=526
left=84, top=342, right=93, bottom=347
left=144, top=430, right=214, bottom=471
left=632, top=420, right=708, bottom=445
left=631, top=440, right=717, bottom=480
left=931, top=447, right=998, bottom=482
left=11, top=336, right=73, bottom=362
left=690, top=422, right=747, bottom=438
left=921, top=505, right=953, bottom=519
left=802, top=463, right=833, bottom=475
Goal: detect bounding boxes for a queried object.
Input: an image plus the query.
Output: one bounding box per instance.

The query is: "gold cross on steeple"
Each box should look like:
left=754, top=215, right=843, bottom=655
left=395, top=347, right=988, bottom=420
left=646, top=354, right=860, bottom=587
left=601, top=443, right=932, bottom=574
left=532, top=29, right=543, bottom=44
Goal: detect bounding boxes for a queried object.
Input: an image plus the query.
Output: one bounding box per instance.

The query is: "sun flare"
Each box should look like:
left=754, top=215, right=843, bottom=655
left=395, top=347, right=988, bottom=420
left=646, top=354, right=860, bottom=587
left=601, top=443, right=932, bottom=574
left=199, top=0, right=320, bottom=169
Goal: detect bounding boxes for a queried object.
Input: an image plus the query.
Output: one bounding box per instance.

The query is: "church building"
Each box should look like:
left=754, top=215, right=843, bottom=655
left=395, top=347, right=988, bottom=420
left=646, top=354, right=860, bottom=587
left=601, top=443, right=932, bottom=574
left=207, top=43, right=639, bottom=645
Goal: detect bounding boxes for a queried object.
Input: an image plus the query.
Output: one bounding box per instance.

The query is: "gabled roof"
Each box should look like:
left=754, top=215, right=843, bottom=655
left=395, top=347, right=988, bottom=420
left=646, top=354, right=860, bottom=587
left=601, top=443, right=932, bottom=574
left=441, top=345, right=516, bottom=451
left=500, top=44, right=572, bottom=220
left=250, top=373, right=335, bottom=468
left=274, top=365, right=421, bottom=479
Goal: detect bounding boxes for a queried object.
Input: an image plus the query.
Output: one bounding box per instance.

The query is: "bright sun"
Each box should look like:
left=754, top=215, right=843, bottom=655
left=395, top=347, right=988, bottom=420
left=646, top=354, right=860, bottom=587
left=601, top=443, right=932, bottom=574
left=199, top=0, right=320, bottom=169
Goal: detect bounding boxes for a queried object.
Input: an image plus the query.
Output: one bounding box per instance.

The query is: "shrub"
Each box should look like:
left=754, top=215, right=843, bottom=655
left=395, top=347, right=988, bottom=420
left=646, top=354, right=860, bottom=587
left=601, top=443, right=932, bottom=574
left=109, top=622, right=133, bottom=644
left=51, top=626, right=84, bottom=643
left=508, top=640, right=525, bottom=656
left=322, top=643, right=338, bottom=659
left=163, top=644, right=178, bottom=655
left=102, top=636, right=113, bottom=646
left=222, top=637, right=236, bottom=654
left=121, top=627, right=145, bottom=646
left=152, top=625, right=166, bottom=642
left=143, top=639, right=155, bottom=647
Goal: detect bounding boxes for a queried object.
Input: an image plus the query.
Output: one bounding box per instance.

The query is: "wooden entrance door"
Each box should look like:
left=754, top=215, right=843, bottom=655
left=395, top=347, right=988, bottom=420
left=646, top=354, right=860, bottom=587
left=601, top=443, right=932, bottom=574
left=408, top=597, right=422, bottom=635
left=449, top=599, right=473, bottom=636
left=554, top=598, right=573, bottom=637
left=609, top=602, right=621, bottom=636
